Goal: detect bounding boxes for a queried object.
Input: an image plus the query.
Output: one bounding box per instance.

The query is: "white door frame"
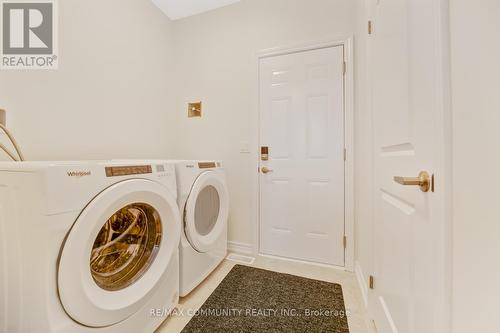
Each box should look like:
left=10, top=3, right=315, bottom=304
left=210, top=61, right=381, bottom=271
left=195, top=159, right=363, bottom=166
left=251, top=37, right=355, bottom=271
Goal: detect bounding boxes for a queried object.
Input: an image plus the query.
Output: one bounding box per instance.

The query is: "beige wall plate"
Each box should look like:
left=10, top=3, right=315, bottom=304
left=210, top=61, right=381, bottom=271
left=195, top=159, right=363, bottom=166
left=0, top=109, right=5, bottom=126
left=188, top=102, right=202, bottom=117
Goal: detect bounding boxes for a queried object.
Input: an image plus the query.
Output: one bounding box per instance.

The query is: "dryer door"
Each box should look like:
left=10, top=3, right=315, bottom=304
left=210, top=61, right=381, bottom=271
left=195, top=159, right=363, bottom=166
left=58, top=179, right=181, bottom=328
left=184, top=171, right=229, bottom=253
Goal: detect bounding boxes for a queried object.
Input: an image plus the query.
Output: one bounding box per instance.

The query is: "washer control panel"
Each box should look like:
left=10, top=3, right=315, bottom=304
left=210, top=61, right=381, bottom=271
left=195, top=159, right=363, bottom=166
left=105, top=165, right=152, bottom=177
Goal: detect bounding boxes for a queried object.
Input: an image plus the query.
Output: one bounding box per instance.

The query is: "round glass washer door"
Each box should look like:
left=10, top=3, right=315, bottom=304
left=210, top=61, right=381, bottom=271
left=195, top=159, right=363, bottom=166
left=58, top=179, right=181, bottom=328
left=90, top=203, right=162, bottom=291
left=184, top=171, right=229, bottom=253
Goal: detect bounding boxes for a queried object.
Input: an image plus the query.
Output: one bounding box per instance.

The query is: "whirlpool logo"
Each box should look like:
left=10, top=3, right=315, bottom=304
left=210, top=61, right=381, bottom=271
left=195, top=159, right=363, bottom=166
left=1, top=0, right=58, bottom=69
left=67, top=171, right=91, bottom=178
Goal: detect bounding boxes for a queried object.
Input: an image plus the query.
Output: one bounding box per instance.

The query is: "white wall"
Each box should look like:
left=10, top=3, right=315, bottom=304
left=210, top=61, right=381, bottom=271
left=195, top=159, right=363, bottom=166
left=0, top=0, right=175, bottom=160
left=169, top=0, right=370, bottom=255
left=450, top=1, right=500, bottom=332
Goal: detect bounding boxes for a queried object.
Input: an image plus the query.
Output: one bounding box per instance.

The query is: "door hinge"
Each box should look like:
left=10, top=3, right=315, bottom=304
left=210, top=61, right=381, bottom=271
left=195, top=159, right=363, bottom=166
left=343, top=148, right=347, bottom=161
left=343, top=236, right=347, bottom=249
left=368, top=20, right=373, bottom=35
left=343, top=61, right=347, bottom=75
left=369, top=275, right=375, bottom=289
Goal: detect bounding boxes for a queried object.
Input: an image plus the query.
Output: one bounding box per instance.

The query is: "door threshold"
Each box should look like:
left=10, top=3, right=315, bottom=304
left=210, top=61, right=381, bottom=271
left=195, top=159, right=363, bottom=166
left=258, top=253, right=346, bottom=271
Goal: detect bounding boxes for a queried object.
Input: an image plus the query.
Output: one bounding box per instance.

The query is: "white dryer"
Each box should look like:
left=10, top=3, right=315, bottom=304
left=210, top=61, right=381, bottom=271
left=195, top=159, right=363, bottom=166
left=174, top=161, right=229, bottom=297
left=0, top=160, right=181, bottom=333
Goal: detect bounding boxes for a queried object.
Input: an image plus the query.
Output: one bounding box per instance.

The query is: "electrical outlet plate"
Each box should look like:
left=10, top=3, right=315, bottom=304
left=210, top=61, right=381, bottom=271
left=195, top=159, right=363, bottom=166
left=240, top=141, right=250, bottom=154
left=0, top=109, right=6, bottom=126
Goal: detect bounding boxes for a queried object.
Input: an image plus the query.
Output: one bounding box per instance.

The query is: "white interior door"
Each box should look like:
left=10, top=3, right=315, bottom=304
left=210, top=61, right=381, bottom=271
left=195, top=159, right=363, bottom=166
left=259, top=46, right=345, bottom=266
left=368, top=0, right=449, bottom=332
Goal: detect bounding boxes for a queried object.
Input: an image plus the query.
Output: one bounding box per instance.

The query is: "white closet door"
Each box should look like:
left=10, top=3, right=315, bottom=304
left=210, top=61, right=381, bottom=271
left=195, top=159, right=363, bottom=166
left=368, top=0, right=449, bottom=332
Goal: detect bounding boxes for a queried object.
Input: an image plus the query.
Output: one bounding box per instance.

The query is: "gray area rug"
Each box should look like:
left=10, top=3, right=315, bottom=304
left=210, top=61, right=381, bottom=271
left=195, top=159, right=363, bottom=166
left=181, top=265, right=350, bottom=333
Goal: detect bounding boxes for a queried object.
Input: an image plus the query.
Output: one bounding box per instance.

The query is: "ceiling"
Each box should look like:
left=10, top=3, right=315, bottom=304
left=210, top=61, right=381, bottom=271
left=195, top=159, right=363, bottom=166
left=151, top=0, right=241, bottom=20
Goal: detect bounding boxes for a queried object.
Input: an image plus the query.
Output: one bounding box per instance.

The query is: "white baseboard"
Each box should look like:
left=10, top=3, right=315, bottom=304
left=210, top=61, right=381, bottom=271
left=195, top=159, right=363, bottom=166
left=227, top=241, right=253, bottom=255
left=226, top=253, right=256, bottom=265
left=355, top=261, right=369, bottom=307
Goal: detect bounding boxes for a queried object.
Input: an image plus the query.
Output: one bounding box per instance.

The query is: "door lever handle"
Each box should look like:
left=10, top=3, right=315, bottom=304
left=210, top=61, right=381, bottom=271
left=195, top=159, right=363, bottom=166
left=393, top=171, right=431, bottom=192
left=261, top=166, right=273, bottom=174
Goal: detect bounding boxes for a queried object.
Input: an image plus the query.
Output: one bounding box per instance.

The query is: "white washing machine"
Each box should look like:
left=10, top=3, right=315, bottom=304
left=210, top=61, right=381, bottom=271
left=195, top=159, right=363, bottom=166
left=0, top=160, right=181, bottom=333
left=174, top=161, right=229, bottom=297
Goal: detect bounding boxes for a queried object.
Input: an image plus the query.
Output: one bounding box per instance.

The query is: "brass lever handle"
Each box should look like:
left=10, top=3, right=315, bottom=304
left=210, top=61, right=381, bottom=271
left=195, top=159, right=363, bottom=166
left=261, top=166, right=273, bottom=174
left=394, top=171, right=431, bottom=192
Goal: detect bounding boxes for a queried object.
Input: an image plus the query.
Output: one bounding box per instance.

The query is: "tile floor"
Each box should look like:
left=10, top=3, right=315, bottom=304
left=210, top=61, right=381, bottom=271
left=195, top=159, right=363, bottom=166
left=156, top=255, right=377, bottom=333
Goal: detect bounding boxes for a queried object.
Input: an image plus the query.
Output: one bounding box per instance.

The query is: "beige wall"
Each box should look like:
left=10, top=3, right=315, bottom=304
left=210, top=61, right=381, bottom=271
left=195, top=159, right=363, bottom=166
left=169, top=0, right=370, bottom=255
left=0, top=0, right=372, bottom=279
left=0, top=0, right=175, bottom=160
left=450, top=1, right=500, bottom=332
left=2, top=1, right=498, bottom=330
